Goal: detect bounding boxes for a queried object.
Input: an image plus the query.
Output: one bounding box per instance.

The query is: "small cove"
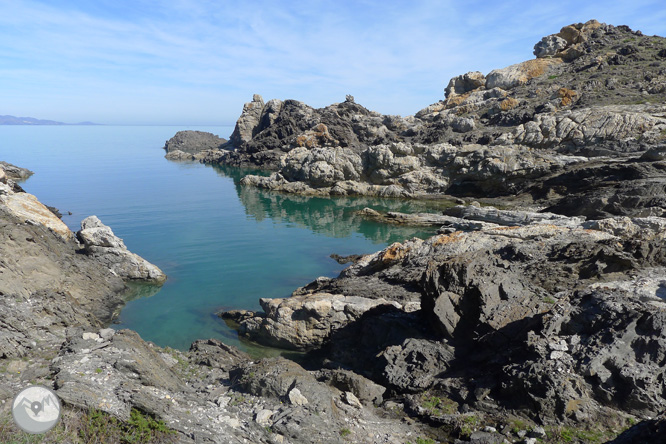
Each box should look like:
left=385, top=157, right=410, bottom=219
left=1, top=125, right=444, bottom=354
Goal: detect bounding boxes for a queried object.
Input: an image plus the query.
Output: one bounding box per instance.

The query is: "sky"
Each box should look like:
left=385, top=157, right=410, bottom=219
left=1, top=0, right=665, bottom=125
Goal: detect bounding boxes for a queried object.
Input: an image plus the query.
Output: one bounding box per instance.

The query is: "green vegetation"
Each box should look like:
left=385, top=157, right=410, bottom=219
left=339, top=427, right=351, bottom=437
left=548, top=75, right=559, bottom=80
left=0, top=407, right=176, bottom=444
left=79, top=408, right=176, bottom=444
left=420, top=393, right=458, bottom=415
left=545, top=425, right=616, bottom=443
left=543, top=296, right=556, bottom=304
left=509, top=417, right=529, bottom=435
left=458, top=415, right=480, bottom=439
left=406, top=438, right=435, bottom=444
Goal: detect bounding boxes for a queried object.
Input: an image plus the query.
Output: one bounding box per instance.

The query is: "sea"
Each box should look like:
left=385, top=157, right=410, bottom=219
left=0, top=125, right=442, bottom=355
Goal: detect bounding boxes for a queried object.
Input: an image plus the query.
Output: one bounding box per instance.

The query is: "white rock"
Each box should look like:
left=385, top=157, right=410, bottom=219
left=255, top=409, right=274, bottom=425
left=342, top=391, right=363, bottom=409
left=288, top=388, right=308, bottom=406
left=99, top=328, right=116, bottom=340
left=82, top=332, right=100, bottom=341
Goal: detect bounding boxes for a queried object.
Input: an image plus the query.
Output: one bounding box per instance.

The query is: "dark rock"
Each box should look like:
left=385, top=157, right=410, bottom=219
left=329, top=253, right=363, bottom=264
left=188, top=338, right=250, bottom=369
left=607, top=416, right=666, bottom=443
left=317, top=368, right=386, bottom=406
left=163, top=130, right=227, bottom=155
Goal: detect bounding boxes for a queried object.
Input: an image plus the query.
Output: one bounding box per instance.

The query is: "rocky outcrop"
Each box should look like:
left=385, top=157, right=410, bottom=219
left=77, top=216, right=166, bottom=283
left=163, top=130, right=228, bottom=160
left=0, top=181, right=72, bottom=238
left=227, top=211, right=666, bottom=435
left=225, top=293, right=404, bottom=351
left=0, top=161, right=33, bottom=181
left=533, top=20, right=603, bottom=60
left=485, top=58, right=563, bottom=90
left=169, top=20, right=666, bottom=220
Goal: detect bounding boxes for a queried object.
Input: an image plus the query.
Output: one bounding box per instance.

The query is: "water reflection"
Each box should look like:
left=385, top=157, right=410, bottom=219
left=209, top=164, right=444, bottom=244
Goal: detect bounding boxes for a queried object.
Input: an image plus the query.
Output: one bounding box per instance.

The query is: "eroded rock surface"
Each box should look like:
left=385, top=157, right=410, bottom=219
left=228, top=213, right=666, bottom=436
left=163, top=130, right=228, bottom=161
left=77, top=216, right=167, bottom=283
left=168, top=21, right=666, bottom=219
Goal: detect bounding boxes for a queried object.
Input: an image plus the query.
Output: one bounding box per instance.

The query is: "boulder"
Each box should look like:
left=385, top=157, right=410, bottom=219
left=445, top=71, right=486, bottom=98
left=235, top=292, right=402, bottom=350
left=0, top=189, right=72, bottom=239
left=77, top=216, right=166, bottom=283
left=485, top=58, right=562, bottom=90
left=533, top=35, right=568, bottom=58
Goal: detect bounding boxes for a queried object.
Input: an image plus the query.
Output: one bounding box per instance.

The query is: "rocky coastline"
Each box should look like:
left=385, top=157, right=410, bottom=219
left=2, top=19, right=666, bottom=444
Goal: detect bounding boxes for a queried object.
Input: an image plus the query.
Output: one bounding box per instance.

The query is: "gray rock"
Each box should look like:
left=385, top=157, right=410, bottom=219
left=318, top=369, right=386, bottom=406
left=534, top=35, right=568, bottom=58
left=445, top=71, right=486, bottom=98
left=234, top=292, right=401, bottom=350
left=0, top=161, right=33, bottom=181
left=77, top=216, right=167, bottom=283
left=379, top=338, right=454, bottom=391
left=163, top=130, right=227, bottom=155
left=229, top=94, right=265, bottom=146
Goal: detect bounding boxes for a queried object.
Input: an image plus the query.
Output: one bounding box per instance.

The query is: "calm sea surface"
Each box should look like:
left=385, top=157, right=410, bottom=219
left=0, top=125, right=441, bottom=354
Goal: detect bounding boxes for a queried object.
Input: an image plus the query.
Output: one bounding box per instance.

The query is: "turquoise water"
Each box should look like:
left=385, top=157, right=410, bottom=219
left=0, top=126, right=440, bottom=352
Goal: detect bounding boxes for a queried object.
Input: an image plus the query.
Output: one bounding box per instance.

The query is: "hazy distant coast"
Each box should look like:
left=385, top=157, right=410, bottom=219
left=0, top=114, right=99, bottom=125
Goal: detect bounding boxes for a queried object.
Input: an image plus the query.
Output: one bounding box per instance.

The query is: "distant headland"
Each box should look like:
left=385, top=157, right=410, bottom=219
left=0, top=115, right=99, bottom=125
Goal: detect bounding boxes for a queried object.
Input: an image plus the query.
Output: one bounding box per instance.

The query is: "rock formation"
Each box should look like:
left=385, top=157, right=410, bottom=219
left=166, top=20, right=666, bottom=219
left=163, top=130, right=228, bottom=161
left=77, top=216, right=167, bottom=283
left=5, top=19, right=666, bottom=444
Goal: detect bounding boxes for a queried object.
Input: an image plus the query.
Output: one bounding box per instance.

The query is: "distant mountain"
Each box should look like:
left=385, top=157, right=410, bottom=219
left=0, top=115, right=100, bottom=125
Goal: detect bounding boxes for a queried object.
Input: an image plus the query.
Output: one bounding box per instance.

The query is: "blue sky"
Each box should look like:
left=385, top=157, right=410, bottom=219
left=1, top=0, right=665, bottom=125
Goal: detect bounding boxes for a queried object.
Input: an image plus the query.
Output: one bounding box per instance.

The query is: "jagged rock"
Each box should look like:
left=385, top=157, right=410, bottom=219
left=234, top=292, right=402, bottom=350
left=53, top=329, right=187, bottom=419
left=537, top=160, right=666, bottom=218
left=164, top=22, right=666, bottom=222
left=534, top=35, right=568, bottom=58
left=533, top=20, right=602, bottom=61
left=607, top=415, right=666, bottom=443
left=77, top=216, right=166, bottom=283
left=163, top=130, right=227, bottom=156
left=445, top=71, right=486, bottom=98
left=229, top=94, right=265, bottom=146
left=256, top=216, right=666, bottom=425
left=379, top=338, right=454, bottom=392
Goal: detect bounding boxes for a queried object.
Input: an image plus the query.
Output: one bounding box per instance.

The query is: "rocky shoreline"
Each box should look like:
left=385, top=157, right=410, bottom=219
left=165, top=20, right=666, bottom=220
left=2, top=19, right=666, bottom=444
